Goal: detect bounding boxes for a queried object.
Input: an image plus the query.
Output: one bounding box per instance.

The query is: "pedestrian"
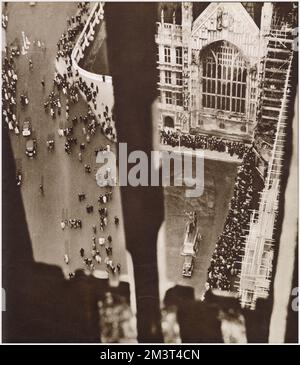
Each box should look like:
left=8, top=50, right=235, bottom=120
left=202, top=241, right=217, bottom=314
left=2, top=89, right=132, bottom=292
left=117, top=263, right=121, bottom=273
left=60, top=220, right=66, bottom=230
left=39, top=183, right=44, bottom=195
left=78, top=152, right=82, bottom=162
left=80, top=248, right=85, bottom=257
left=29, top=59, right=33, bottom=70
left=41, top=79, right=45, bottom=88
left=64, top=254, right=69, bottom=264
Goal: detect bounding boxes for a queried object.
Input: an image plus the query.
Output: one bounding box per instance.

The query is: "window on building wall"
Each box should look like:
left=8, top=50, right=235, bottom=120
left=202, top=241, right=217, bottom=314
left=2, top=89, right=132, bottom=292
left=191, top=95, right=196, bottom=107
left=176, top=72, right=182, bottom=86
left=165, top=71, right=172, bottom=84
left=250, top=103, right=255, bottom=117
left=201, top=41, right=247, bottom=114
left=176, top=47, right=182, bottom=65
left=175, top=93, right=183, bottom=106
left=165, top=91, right=173, bottom=104
left=250, top=87, right=256, bottom=99
left=164, top=46, right=171, bottom=63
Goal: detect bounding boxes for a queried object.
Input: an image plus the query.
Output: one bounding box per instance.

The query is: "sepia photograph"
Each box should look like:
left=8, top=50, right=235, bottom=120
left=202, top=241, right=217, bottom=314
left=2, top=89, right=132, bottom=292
left=1, top=1, right=298, bottom=346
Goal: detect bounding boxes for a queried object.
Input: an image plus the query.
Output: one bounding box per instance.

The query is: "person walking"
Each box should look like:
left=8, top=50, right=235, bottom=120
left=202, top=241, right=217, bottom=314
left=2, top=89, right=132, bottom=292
left=39, top=183, right=44, bottom=195
left=80, top=248, right=85, bottom=257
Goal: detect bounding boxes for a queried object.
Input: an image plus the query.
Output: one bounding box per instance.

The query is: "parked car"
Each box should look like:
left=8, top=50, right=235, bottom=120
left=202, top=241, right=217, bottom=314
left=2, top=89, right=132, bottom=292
left=22, top=120, right=31, bottom=137
left=25, top=139, right=37, bottom=158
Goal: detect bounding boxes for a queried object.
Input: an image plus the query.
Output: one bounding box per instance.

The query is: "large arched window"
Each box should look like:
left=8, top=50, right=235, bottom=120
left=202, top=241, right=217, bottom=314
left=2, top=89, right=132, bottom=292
left=201, top=41, right=247, bottom=114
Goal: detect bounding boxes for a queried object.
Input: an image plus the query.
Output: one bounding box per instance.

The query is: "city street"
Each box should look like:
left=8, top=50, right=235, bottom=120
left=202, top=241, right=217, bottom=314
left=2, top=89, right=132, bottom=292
left=3, top=2, right=241, bottom=300
left=5, top=2, right=127, bottom=279
left=164, top=159, right=239, bottom=299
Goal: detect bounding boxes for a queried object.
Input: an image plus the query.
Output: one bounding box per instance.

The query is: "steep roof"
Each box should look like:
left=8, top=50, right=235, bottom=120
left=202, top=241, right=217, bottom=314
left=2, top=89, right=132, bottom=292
left=192, top=2, right=259, bottom=36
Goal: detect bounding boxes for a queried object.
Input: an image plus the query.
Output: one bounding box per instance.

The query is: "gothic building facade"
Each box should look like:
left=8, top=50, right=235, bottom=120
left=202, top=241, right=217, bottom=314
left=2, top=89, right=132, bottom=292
left=156, top=2, right=272, bottom=142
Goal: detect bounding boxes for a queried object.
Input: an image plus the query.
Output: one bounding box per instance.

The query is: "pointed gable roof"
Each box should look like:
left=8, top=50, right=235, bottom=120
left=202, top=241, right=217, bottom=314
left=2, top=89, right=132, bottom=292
left=192, top=2, right=259, bottom=36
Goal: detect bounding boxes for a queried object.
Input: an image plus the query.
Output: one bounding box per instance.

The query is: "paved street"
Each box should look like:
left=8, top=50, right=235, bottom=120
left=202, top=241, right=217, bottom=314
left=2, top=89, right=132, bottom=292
left=164, top=159, right=239, bottom=299
left=5, top=2, right=127, bottom=279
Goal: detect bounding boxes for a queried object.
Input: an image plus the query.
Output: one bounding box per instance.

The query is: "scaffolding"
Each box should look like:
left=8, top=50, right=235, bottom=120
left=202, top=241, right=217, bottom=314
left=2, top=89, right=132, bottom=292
left=238, top=14, right=294, bottom=309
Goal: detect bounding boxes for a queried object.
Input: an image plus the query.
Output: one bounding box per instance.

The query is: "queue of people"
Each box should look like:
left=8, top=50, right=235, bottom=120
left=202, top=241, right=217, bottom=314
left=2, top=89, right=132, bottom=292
left=2, top=49, right=18, bottom=133
left=55, top=6, right=87, bottom=63
left=206, top=149, right=256, bottom=291
left=160, top=128, right=248, bottom=159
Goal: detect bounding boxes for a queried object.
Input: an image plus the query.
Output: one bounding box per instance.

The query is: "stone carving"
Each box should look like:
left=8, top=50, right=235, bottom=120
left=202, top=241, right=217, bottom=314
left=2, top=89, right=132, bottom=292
left=191, top=50, right=199, bottom=65
left=217, top=8, right=223, bottom=30
left=216, top=7, right=234, bottom=31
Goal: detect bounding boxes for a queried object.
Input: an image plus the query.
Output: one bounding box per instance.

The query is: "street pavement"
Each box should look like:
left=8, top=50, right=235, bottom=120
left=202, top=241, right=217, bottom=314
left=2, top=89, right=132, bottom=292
left=163, top=159, right=239, bottom=299
left=5, top=2, right=127, bottom=280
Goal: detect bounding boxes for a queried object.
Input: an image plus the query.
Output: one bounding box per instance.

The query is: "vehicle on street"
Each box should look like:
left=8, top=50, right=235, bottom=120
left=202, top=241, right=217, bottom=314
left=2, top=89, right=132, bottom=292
left=47, top=134, right=55, bottom=151
left=25, top=139, right=37, bottom=158
left=22, top=120, right=31, bottom=137
left=181, top=211, right=201, bottom=278
left=182, top=255, right=194, bottom=277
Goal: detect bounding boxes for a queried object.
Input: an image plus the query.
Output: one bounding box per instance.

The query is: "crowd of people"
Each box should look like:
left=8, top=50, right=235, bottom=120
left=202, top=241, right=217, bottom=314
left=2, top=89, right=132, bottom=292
left=61, top=181, right=121, bottom=277
left=160, top=128, right=248, bottom=159
left=206, top=149, right=256, bottom=291
left=2, top=49, right=19, bottom=133
left=3, top=2, right=123, bottom=282
left=54, top=1, right=117, bottom=142
left=56, top=3, right=89, bottom=63
left=71, top=79, right=116, bottom=142
left=63, top=184, right=121, bottom=277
